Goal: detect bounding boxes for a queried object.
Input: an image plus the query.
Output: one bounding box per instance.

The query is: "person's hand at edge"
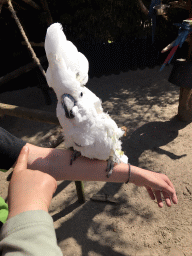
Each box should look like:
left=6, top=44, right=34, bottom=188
left=7, top=145, right=57, bottom=220
left=129, top=166, right=178, bottom=208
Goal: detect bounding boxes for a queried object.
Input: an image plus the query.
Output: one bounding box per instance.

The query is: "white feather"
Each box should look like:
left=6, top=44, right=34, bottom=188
left=45, top=23, right=128, bottom=163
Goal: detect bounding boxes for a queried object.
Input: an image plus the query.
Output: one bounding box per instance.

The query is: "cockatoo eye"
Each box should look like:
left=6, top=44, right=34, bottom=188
left=80, top=92, right=83, bottom=97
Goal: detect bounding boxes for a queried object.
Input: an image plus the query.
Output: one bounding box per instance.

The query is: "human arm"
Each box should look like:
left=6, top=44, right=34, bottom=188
left=0, top=146, right=62, bottom=256
left=7, top=146, right=57, bottom=219
left=0, top=127, right=178, bottom=208
left=26, top=143, right=178, bottom=208
left=0, top=127, right=26, bottom=171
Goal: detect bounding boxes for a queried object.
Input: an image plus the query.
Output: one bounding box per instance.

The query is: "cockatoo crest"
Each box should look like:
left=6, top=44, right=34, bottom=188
left=45, top=23, right=88, bottom=100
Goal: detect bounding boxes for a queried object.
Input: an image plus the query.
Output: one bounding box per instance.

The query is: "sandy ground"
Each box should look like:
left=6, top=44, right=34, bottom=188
left=0, top=65, right=192, bottom=256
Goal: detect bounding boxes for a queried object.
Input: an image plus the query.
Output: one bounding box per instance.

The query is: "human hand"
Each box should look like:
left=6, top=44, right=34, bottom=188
left=7, top=145, right=57, bottom=220
left=130, top=167, right=178, bottom=208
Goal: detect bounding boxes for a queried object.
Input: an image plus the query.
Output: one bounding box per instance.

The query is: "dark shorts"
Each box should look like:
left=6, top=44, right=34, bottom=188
left=0, top=127, right=26, bottom=170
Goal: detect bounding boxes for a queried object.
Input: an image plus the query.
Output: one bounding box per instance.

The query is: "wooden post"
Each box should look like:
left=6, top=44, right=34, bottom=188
left=75, top=181, right=86, bottom=203
left=178, top=87, right=192, bottom=121
left=178, top=0, right=192, bottom=121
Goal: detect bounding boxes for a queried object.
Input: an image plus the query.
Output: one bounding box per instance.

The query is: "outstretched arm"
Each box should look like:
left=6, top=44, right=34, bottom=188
left=26, top=143, right=178, bottom=208
left=0, top=127, right=177, bottom=208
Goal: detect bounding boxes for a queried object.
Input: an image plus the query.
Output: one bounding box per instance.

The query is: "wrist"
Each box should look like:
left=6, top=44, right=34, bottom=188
left=8, top=201, right=48, bottom=220
left=126, top=165, right=147, bottom=186
left=125, top=163, right=131, bottom=184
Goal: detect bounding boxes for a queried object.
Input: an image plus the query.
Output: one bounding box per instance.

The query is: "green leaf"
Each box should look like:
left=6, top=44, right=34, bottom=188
left=0, top=169, right=8, bottom=173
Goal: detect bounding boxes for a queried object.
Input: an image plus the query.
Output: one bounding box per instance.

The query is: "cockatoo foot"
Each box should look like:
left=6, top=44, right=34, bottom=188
left=106, top=157, right=115, bottom=178
left=70, top=150, right=81, bottom=165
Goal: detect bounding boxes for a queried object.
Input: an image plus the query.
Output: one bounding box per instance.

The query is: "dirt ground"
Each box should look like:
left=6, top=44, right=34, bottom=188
left=0, top=65, right=192, bottom=256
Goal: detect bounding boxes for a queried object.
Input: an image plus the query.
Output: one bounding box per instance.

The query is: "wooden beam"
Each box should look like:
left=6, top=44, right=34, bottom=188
left=21, top=41, right=44, bottom=47
left=39, top=0, right=53, bottom=26
left=169, top=1, right=188, bottom=9
left=21, top=0, right=41, bottom=10
left=137, top=0, right=149, bottom=16
left=0, top=56, right=47, bottom=85
left=0, top=103, right=59, bottom=125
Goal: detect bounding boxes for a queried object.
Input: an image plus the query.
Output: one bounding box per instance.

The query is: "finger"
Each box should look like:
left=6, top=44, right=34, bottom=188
left=164, top=176, right=175, bottom=190
left=14, top=145, right=29, bottom=172
left=171, top=192, right=178, bottom=204
left=154, top=174, right=178, bottom=205
left=155, top=186, right=177, bottom=207
left=162, top=191, right=172, bottom=207
left=145, top=186, right=155, bottom=200
left=154, top=190, right=163, bottom=208
left=164, top=178, right=178, bottom=204
left=162, top=179, right=178, bottom=205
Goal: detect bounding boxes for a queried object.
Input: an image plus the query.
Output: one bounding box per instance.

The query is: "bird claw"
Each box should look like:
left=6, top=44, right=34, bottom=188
left=106, top=158, right=114, bottom=178
left=70, top=150, right=81, bottom=165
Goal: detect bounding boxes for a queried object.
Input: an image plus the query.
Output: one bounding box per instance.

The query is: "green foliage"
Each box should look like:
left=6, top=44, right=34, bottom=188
left=48, top=0, right=188, bottom=42
left=0, top=0, right=189, bottom=72
left=4, top=0, right=189, bottom=43
left=0, top=169, right=8, bottom=173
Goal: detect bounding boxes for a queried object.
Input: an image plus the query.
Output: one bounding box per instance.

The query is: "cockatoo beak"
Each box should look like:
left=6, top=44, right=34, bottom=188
left=61, top=93, right=76, bottom=119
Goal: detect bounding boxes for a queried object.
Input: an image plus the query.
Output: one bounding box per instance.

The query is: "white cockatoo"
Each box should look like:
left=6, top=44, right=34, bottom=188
left=45, top=23, right=128, bottom=177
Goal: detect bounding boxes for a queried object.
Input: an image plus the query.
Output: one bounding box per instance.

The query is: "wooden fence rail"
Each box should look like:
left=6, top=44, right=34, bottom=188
left=0, top=102, right=59, bottom=124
